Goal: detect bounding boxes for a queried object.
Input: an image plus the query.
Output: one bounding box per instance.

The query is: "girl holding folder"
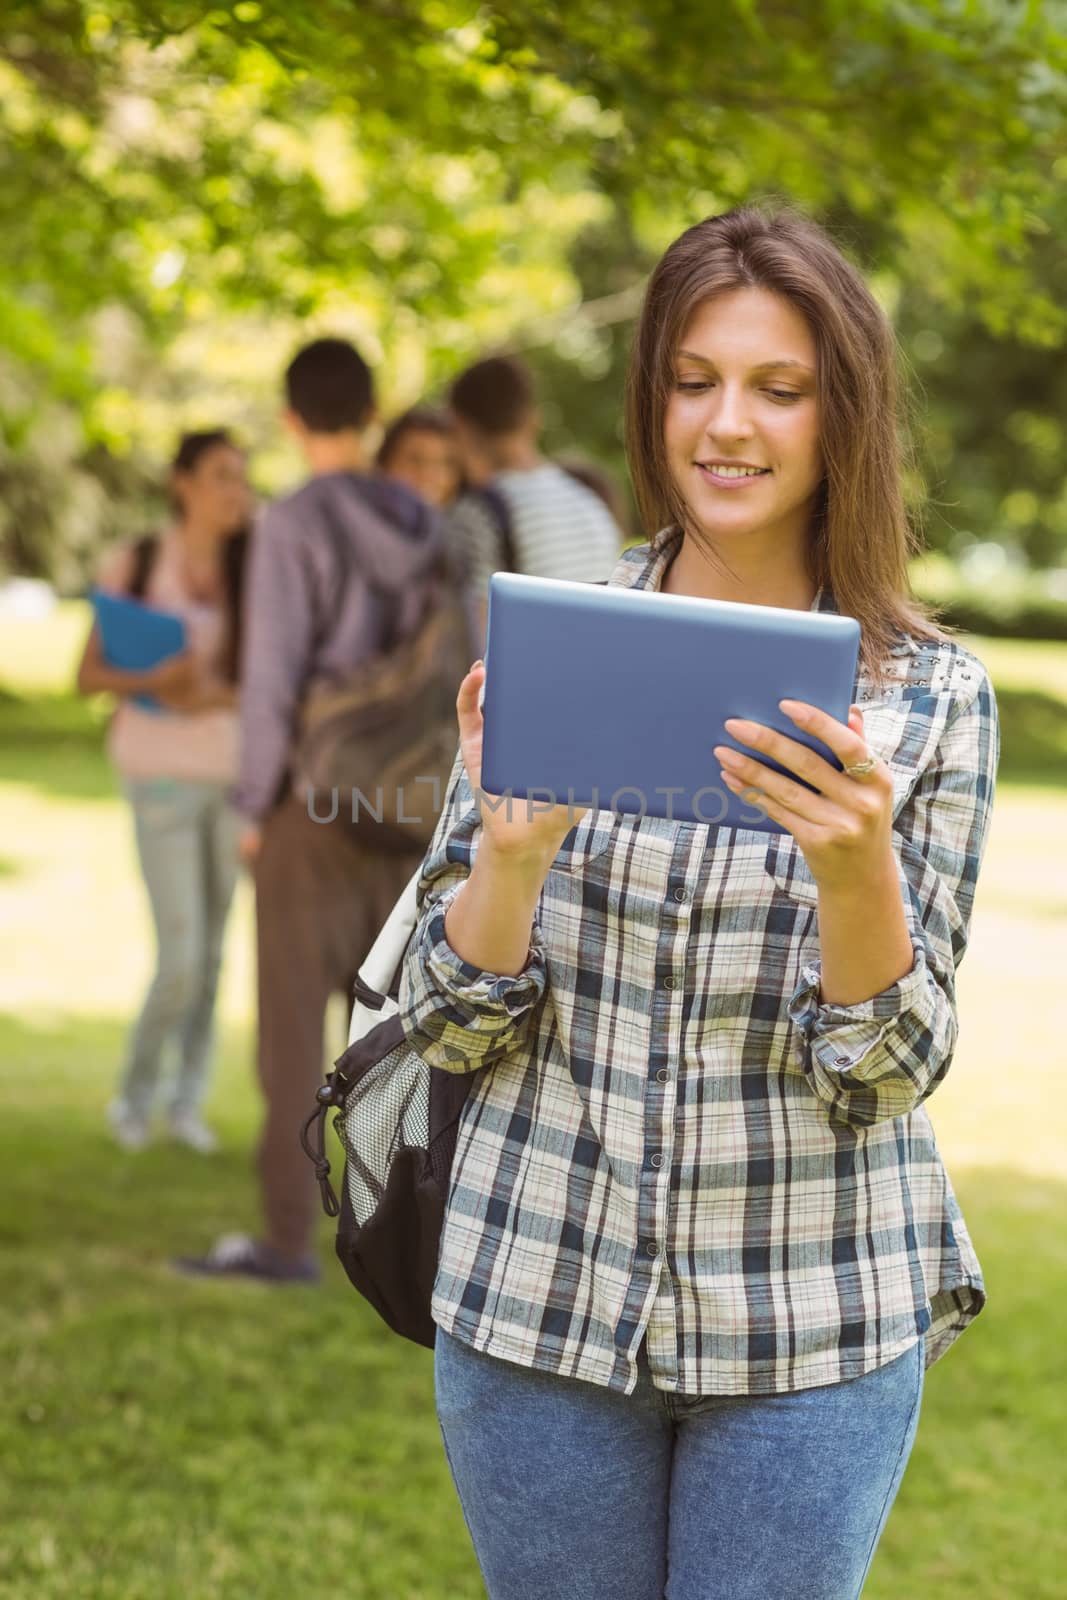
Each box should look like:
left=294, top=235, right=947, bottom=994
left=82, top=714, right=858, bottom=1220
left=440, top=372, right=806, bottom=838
left=76, top=429, right=252, bottom=1153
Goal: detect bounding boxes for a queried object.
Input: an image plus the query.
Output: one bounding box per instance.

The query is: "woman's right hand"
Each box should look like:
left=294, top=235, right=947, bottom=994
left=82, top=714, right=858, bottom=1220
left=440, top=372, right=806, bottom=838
left=456, top=661, right=589, bottom=862
left=146, top=652, right=199, bottom=701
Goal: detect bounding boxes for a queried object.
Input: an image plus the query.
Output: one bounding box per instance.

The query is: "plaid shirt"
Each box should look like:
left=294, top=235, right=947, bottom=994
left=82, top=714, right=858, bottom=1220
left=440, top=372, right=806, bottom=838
left=399, top=529, right=1000, bottom=1396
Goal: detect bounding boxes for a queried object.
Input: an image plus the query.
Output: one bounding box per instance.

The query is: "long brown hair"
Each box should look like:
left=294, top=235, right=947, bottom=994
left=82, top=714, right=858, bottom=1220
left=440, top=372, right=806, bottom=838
left=169, top=429, right=250, bottom=683
left=624, top=204, right=951, bottom=687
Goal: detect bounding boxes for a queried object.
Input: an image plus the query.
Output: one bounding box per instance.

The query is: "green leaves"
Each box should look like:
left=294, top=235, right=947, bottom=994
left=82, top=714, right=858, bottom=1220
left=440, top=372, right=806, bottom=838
left=3, top=0, right=1067, bottom=579
left=5, top=0, right=1065, bottom=346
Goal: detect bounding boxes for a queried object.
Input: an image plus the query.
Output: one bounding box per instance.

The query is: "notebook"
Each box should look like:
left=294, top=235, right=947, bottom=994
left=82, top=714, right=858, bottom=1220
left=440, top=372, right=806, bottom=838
left=90, top=588, right=187, bottom=714
left=480, top=573, right=861, bottom=836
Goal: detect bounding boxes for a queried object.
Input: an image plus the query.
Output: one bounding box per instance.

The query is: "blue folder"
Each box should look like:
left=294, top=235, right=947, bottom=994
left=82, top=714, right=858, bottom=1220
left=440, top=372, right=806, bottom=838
left=481, top=574, right=861, bottom=837
left=90, top=588, right=187, bottom=713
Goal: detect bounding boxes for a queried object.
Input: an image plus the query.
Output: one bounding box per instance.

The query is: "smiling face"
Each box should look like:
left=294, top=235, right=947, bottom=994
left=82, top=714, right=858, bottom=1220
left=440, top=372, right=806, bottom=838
left=663, top=286, right=823, bottom=559
left=172, top=443, right=251, bottom=538
left=382, top=427, right=461, bottom=507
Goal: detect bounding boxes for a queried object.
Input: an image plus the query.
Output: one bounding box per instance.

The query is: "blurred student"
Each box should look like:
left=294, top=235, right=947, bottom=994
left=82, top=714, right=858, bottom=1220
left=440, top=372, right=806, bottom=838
left=377, top=405, right=461, bottom=509
left=76, top=430, right=252, bottom=1153
left=179, top=338, right=447, bottom=1283
left=445, top=355, right=624, bottom=641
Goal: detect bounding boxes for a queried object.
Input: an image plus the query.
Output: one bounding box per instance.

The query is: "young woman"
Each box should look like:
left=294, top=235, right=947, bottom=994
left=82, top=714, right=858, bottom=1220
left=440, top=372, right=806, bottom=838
left=376, top=404, right=461, bottom=508
left=399, top=208, right=999, bottom=1600
left=77, top=430, right=252, bottom=1153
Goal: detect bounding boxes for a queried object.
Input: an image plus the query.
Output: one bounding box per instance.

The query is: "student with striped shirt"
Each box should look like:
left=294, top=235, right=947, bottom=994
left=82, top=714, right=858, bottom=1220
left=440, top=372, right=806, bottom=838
left=444, top=353, right=624, bottom=644
left=400, top=206, right=999, bottom=1599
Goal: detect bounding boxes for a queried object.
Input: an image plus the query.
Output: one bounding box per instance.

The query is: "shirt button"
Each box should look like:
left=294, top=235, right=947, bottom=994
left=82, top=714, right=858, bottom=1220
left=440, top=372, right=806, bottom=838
left=645, top=1241, right=660, bottom=1258
left=672, top=886, right=688, bottom=903
left=662, top=976, right=678, bottom=990
left=655, top=1068, right=671, bottom=1083
left=835, top=1055, right=851, bottom=1066
left=650, top=1153, right=664, bottom=1169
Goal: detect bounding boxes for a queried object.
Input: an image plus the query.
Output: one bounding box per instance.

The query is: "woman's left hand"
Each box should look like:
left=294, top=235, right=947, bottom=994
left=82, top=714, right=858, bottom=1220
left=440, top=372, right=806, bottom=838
left=714, top=700, right=894, bottom=893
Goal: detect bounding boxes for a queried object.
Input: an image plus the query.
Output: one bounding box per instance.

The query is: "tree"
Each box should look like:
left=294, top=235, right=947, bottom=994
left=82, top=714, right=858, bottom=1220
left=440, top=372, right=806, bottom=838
left=2, top=1, right=1067, bottom=579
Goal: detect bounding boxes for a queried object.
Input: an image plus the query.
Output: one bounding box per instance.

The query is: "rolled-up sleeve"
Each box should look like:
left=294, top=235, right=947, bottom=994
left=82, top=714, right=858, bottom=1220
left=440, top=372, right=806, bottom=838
left=787, top=668, right=1000, bottom=1126
left=398, top=749, right=548, bottom=1074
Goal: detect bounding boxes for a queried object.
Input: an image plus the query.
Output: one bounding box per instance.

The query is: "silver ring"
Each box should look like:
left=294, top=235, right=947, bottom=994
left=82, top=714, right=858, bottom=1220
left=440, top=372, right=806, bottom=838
left=844, top=754, right=878, bottom=778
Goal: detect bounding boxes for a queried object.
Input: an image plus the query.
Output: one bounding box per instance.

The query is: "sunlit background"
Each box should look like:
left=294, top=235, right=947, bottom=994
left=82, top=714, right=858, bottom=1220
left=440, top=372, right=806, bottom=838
left=1, top=5, right=1065, bottom=1597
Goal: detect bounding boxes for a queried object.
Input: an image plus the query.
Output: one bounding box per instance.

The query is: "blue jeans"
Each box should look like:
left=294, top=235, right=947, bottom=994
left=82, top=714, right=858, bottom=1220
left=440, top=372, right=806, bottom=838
left=434, top=1327, right=924, bottom=1600
left=116, top=778, right=241, bottom=1120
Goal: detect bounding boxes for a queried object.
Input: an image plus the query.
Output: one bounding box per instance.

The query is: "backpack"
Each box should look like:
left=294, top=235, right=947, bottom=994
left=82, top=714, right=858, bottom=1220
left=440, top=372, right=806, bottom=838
left=290, top=499, right=480, bottom=854
left=300, top=862, right=484, bottom=1347
left=299, top=573, right=612, bottom=1342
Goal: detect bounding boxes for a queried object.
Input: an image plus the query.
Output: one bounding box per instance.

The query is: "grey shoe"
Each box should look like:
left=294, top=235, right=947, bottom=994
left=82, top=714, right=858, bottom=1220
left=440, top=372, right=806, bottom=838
left=167, top=1110, right=219, bottom=1154
left=173, top=1232, right=320, bottom=1284
left=108, top=1100, right=150, bottom=1152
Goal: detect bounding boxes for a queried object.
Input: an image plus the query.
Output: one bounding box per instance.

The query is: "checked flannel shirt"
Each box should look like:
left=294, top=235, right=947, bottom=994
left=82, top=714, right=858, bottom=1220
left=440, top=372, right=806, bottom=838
left=398, top=528, right=1000, bottom=1397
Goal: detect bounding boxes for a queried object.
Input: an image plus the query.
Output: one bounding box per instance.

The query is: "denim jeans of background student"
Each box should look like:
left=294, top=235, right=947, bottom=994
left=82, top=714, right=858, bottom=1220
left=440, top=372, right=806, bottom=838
left=435, top=1327, right=924, bottom=1600
left=113, top=778, right=241, bottom=1123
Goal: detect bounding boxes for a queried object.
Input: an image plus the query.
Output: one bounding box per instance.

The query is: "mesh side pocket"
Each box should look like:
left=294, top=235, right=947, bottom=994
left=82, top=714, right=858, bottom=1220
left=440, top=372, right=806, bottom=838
left=338, top=1043, right=431, bottom=1226
left=426, top=1121, right=458, bottom=1190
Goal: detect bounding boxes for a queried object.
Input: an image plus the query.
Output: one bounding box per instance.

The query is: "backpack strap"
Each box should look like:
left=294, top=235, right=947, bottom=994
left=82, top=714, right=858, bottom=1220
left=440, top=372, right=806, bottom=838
left=351, top=864, right=422, bottom=1026
left=468, top=484, right=517, bottom=574
left=127, top=533, right=159, bottom=599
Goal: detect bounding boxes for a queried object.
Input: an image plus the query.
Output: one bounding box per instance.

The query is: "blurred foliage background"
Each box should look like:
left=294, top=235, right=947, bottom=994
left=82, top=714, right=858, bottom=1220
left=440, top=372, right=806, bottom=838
left=3, top=8, right=1067, bottom=1596
left=3, top=0, right=1067, bottom=622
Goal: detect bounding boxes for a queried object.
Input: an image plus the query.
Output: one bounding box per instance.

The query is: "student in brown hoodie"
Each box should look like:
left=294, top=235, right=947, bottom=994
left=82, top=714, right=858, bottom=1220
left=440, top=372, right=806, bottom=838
left=179, top=338, right=447, bottom=1282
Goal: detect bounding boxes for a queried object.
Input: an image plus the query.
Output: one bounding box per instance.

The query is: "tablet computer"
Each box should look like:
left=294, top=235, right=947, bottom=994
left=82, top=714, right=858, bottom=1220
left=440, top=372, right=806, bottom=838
left=480, top=573, right=861, bottom=836
left=91, top=588, right=187, bottom=714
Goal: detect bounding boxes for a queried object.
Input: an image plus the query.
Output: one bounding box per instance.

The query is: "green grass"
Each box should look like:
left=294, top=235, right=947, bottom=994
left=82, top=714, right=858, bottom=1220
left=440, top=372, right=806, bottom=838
left=0, top=1019, right=480, bottom=1600
left=1, top=604, right=1065, bottom=1597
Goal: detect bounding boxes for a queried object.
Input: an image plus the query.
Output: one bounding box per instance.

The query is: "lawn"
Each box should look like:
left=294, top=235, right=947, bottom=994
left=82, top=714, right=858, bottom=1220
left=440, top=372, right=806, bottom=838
left=1, top=604, right=1065, bottom=1599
